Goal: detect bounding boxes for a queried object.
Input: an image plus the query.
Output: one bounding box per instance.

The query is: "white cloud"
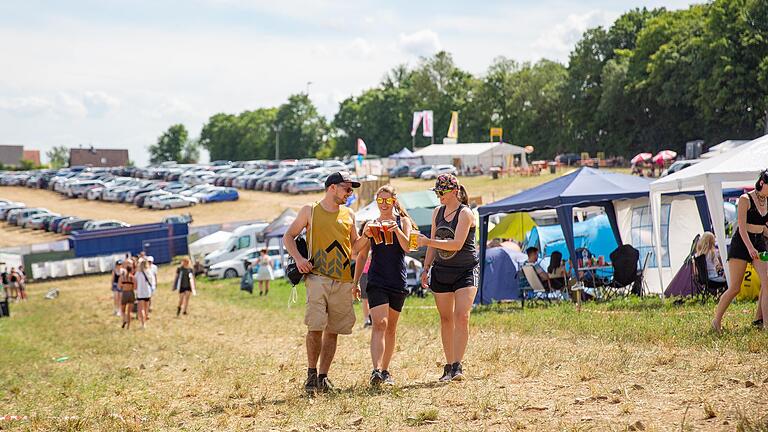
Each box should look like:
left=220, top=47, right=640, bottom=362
left=0, top=96, right=54, bottom=116
left=342, top=37, right=374, bottom=60
left=83, top=91, right=120, bottom=117
left=533, top=10, right=616, bottom=58
left=398, top=30, right=442, bottom=57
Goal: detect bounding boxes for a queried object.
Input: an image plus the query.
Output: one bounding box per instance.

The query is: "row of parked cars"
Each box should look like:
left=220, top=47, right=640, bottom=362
left=0, top=199, right=129, bottom=235
left=0, top=167, right=240, bottom=210
left=388, top=164, right=459, bottom=179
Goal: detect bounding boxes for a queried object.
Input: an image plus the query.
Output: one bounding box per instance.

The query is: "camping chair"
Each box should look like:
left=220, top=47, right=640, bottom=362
left=692, top=254, right=727, bottom=300
left=521, top=265, right=551, bottom=309
left=602, top=244, right=641, bottom=299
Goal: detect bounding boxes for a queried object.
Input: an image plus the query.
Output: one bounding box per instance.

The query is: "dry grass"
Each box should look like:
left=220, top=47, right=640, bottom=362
left=1, top=265, right=767, bottom=431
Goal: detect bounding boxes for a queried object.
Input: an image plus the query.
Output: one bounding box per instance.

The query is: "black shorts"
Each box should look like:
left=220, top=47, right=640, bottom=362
left=360, top=273, right=369, bottom=300
left=137, top=297, right=151, bottom=302
left=430, top=266, right=478, bottom=293
left=367, top=283, right=408, bottom=312
left=179, top=286, right=192, bottom=293
left=728, top=230, right=767, bottom=261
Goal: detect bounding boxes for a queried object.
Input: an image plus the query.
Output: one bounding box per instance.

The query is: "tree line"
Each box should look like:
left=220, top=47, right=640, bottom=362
left=152, top=0, right=768, bottom=164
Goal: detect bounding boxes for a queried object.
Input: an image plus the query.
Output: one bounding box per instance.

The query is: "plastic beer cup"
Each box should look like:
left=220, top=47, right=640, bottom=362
left=409, top=232, right=419, bottom=251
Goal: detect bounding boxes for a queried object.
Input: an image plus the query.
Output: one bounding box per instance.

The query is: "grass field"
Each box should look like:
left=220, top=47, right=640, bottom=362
left=2, top=264, right=768, bottom=431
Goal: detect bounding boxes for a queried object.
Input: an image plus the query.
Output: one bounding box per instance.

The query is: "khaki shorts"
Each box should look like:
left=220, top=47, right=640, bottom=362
left=304, top=274, right=356, bottom=335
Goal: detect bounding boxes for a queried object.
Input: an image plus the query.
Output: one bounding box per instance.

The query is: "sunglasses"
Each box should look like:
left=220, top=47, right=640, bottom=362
left=434, top=189, right=455, bottom=197
left=376, top=197, right=395, bottom=205
left=335, top=184, right=353, bottom=193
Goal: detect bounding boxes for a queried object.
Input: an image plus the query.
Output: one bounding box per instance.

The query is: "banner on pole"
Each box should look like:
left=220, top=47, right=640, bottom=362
left=447, top=111, right=458, bottom=139
left=422, top=110, right=433, bottom=137
left=410, top=112, right=423, bottom=137
left=356, top=138, right=367, bottom=156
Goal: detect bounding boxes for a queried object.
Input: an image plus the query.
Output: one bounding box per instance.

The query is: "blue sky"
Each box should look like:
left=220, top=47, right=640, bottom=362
left=0, top=0, right=696, bottom=165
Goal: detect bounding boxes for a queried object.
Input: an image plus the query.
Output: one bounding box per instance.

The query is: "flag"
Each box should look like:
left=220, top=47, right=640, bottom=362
left=410, top=112, right=423, bottom=137
left=447, top=111, right=458, bottom=139
left=356, top=138, right=367, bottom=156
left=422, top=110, right=433, bottom=137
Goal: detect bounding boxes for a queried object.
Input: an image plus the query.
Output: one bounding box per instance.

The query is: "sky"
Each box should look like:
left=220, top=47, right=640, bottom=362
left=0, top=0, right=697, bottom=166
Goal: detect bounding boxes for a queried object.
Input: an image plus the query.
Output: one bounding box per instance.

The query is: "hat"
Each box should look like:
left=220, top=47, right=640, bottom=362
left=431, top=173, right=459, bottom=193
left=116, top=259, right=123, bottom=264
left=325, top=171, right=361, bottom=188
left=146, top=256, right=154, bottom=262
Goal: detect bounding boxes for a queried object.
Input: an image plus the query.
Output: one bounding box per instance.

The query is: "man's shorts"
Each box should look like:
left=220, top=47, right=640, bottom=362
left=305, top=274, right=356, bottom=335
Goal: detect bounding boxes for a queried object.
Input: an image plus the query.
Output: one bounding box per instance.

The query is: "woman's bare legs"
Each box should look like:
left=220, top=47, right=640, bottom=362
left=713, top=259, right=748, bottom=331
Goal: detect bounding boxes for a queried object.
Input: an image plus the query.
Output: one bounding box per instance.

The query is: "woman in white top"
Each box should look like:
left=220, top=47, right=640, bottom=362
left=254, top=248, right=274, bottom=296
left=135, top=259, right=155, bottom=329
left=695, top=232, right=726, bottom=283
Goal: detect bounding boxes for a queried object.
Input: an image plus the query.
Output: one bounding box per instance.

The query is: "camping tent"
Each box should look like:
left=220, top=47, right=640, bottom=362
left=189, top=231, right=231, bottom=257
left=526, top=214, right=618, bottom=264
left=476, top=246, right=525, bottom=304
left=388, top=147, right=417, bottom=159
left=488, top=213, right=536, bottom=243
left=649, top=134, right=768, bottom=288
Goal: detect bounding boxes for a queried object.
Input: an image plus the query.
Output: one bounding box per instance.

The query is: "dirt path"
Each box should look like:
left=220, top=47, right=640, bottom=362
left=2, top=271, right=765, bottom=431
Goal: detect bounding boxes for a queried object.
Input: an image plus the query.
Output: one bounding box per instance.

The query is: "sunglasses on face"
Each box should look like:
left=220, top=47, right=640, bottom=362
left=376, top=197, right=395, bottom=205
left=435, top=189, right=454, bottom=197
left=336, top=184, right=353, bottom=193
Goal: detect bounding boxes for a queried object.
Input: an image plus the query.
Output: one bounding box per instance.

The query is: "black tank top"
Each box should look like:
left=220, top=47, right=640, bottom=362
left=368, top=216, right=407, bottom=291
left=434, top=205, right=478, bottom=269
left=112, top=270, right=120, bottom=284
left=746, top=193, right=768, bottom=225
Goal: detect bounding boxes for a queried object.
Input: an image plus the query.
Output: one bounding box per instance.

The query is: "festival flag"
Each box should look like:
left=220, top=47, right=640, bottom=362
left=447, top=111, right=458, bottom=139
left=356, top=138, right=367, bottom=156
left=410, top=111, right=423, bottom=137
left=422, top=110, right=433, bottom=137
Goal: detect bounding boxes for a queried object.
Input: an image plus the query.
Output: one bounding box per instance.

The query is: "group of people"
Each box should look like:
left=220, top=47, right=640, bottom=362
left=110, top=253, right=199, bottom=329
left=2, top=266, right=27, bottom=302
left=284, top=171, right=479, bottom=393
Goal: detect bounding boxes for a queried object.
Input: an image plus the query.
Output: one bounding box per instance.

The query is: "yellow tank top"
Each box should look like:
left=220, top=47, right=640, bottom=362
left=309, top=202, right=354, bottom=282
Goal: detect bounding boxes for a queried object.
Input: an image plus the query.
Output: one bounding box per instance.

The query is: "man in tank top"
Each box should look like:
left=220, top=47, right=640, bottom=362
left=284, top=171, right=369, bottom=395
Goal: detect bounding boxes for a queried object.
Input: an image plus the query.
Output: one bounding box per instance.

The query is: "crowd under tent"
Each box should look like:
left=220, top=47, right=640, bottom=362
left=413, top=142, right=528, bottom=170
left=649, top=134, right=768, bottom=290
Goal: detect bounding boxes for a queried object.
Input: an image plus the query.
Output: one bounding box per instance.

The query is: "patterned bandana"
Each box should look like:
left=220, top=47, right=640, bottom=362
left=431, top=174, right=459, bottom=193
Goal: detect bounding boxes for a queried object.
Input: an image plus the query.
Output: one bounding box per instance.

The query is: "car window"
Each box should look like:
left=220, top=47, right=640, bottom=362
left=237, top=235, right=251, bottom=250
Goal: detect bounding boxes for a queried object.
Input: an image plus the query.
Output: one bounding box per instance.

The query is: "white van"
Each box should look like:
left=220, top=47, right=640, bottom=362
left=203, top=223, right=269, bottom=268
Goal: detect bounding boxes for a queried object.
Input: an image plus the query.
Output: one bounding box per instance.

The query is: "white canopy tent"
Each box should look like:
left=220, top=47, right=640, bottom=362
left=189, top=230, right=232, bottom=256
left=650, top=134, right=768, bottom=289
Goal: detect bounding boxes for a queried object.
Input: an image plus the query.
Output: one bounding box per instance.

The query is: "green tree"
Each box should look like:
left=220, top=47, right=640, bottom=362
left=274, top=94, right=328, bottom=159
left=150, top=124, right=188, bottom=164
left=181, top=138, right=201, bottom=164
left=46, top=145, right=69, bottom=168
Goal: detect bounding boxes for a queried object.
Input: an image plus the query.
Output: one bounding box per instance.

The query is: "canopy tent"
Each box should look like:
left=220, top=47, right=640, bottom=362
left=189, top=230, right=231, bottom=256
left=388, top=147, right=418, bottom=159
left=488, top=212, right=536, bottom=243
left=477, top=167, right=653, bottom=303
left=413, top=142, right=528, bottom=169
left=649, top=134, right=768, bottom=289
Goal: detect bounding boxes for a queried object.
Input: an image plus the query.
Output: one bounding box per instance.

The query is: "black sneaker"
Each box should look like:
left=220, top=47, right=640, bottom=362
left=752, top=319, right=763, bottom=328
left=304, top=373, right=318, bottom=394
left=381, top=370, right=395, bottom=386
left=318, top=376, right=337, bottom=393
left=451, top=362, right=464, bottom=381
left=369, top=369, right=383, bottom=387
left=438, top=364, right=452, bottom=382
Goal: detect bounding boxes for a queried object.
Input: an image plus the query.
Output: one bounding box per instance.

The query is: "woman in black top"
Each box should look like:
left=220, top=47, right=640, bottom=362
left=174, top=257, right=196, bottom=317
left=417, top=174, right=478, bottom=382
left=355, top=185, right=416, bottom=386
left=713, top=170, right=768, bottom=332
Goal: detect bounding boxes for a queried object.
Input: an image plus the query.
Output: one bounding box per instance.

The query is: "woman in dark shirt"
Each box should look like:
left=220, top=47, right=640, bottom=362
left=119, top=262, right=136, bottom=329
left=354, top=185, right=416, bottom=387
left=174, top=257, right=196, bottom=317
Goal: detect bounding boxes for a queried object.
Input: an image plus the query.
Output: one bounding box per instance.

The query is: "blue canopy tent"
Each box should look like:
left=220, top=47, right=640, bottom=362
left=476, top=167, right=653, bottom=304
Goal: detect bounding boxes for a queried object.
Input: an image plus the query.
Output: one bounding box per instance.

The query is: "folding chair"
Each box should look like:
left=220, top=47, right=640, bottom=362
left=521, top=266, right=550, bottom=309
left=692, top=254, right=727, bottom=300
left=602, top=244, right=641, bottom=299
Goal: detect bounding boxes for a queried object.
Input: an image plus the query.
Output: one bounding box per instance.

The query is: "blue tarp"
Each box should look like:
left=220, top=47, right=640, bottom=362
left=526, top=214, right=617, bottom=263
left=475, top=247, right=525, bottom=304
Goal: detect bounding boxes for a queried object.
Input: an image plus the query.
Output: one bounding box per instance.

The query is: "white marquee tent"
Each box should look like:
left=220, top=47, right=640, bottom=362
left=649, top=134, right=768, bottom=289
left=413, top=142, right=528, bottom=170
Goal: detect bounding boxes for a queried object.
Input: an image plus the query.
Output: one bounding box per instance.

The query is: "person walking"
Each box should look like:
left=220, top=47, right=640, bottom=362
left=147, top=256, right=158, bottom=315
left=174, top=257, right=196, bottom=317
left=111, top=260, right=124, bottom=316
left=416, top=174, right=479, bottom=382
left=9, top=269, right=22, bottom=302
left=356, top=185, right=416, bottom=387
left=283, top=171, right=368, bottom=394
left=119, top=262, right=137, bottom=329
left=254, top=248, right=275, bottom=296
left=713, top=170, right=768, bottom=332
left=135, top=259, right=155, bottom=329
left=16, top=266, right=26, bottom=301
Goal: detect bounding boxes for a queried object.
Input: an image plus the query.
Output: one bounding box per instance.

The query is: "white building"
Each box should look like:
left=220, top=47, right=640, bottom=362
left=413, top=142, right=528, bottom=171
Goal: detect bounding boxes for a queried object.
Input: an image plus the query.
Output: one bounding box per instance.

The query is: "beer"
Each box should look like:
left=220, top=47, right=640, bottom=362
left=409, top=232, right=419, bottom=251
left=368, top=222, right=383, bottom=245
left=381, top=220, right=396, bottom=245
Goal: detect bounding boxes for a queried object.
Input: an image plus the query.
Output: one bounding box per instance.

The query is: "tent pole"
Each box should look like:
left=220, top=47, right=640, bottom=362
left=650, top=189, right=665, bottom=293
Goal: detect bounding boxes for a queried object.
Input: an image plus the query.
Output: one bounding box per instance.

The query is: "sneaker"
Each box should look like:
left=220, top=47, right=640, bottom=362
left=364, top=316, right=372, bottom=328
left=369, top=369, right=383, bottom=387
left=451, top=362, right=464, bottom=381
left=318, top=376, right=337, bottom=393
left=381, top=370, right=395, bottom=386
left=438, top=364, right=452, bottom=382
left=752, top=319, right=763, bottom=328
left=304, top=373, right=318, bottom=394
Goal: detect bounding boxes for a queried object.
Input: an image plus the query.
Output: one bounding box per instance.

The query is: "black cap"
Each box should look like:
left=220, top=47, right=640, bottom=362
left=525, top=246, right=539, bottom=255
left=325, top=171, right=361, bottom=188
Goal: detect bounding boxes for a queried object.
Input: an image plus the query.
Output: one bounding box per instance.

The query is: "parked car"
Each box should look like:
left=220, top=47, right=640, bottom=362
left=388, top=165, right=410, bottom=178
left=409, top=164, right=433, bottom=179
left=0, top=204, right=26, bottom=220
left=661, top=159, right=702, bottom=177
left=162, top=214, right=193, bottom=224
left=83, top=220, right=130, bottom=231
left=67, top=180, right=105, bottom=198
left=17, top=209, right=54, bottom=227
left=9, top=208, right=50, bottom=226
left=420, top=164, right=458, bottom=180
left=148, top=194, right=198, bottom=210
left=195, top=187, right=239, bottom=203
left=24, top=213, right=60, bottom=229
left=62, top=218, right=93, bottom=235
left=203, top=223, right=269, bottom=268
left=50, top=216, right=74, bottom=233
left=206, top=246, right=285, bottom=279
left=288, top=179, right=325, bottom=194
left=46, top=215, right=70, bottom=232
